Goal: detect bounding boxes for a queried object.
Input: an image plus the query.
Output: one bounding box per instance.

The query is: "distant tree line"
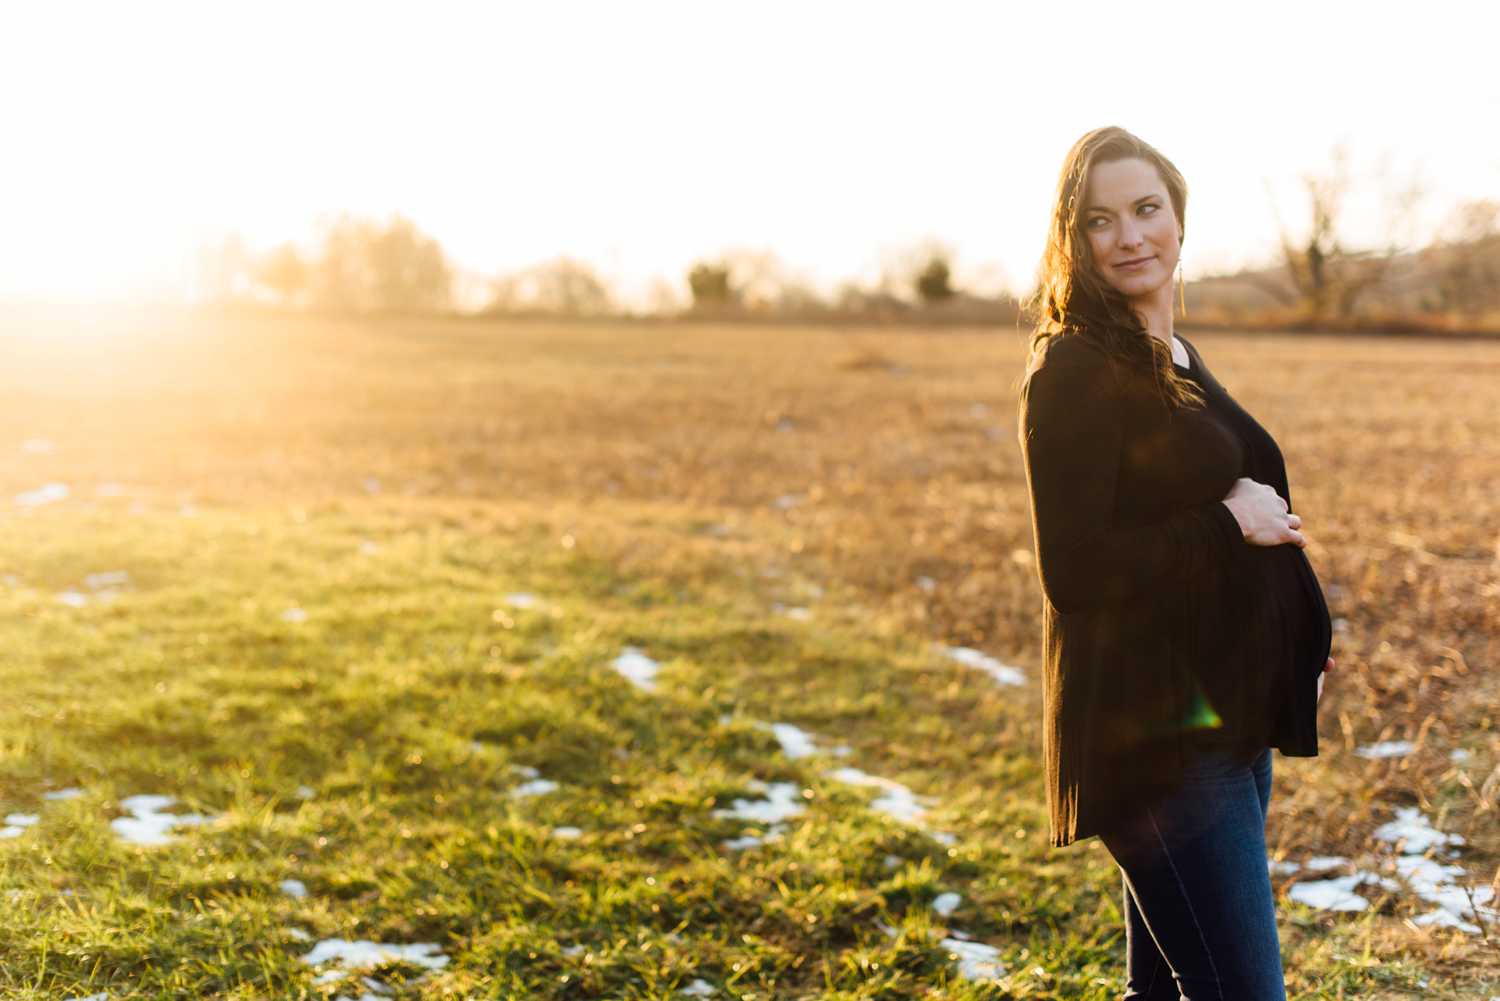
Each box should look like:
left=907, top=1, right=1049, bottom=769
left=198, top=213, right=454, bottom=314
left=198, top=217, right=1017, bottom=321
left=197, top=150, right=1500, bottom=329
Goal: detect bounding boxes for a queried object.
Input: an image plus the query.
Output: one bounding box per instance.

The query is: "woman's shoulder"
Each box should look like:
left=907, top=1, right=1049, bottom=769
left=1024, top=331, right=1117, bottom=389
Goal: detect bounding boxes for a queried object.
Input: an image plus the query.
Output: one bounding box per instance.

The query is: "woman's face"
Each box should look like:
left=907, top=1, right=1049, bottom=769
left=1080, top=156, right=1182, bottom=302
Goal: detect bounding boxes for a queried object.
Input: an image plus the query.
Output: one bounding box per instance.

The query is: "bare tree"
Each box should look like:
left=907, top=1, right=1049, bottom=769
left=194, top=233, right=256, bottom=304
left=364, top=215, right=453, bottom=313
left=1264, top=145, right=1349, bottom=319
left=1264, top=144, right=1427, bottom=320
left=255, top=242, right=310, bottom=308
left=1432, top=198, right=1500, bottom=318
left=484, top=257, right=614, bottom=316
left=308, top=212, right=453, bottom=314
left=644, top=276, right=687, bottom=316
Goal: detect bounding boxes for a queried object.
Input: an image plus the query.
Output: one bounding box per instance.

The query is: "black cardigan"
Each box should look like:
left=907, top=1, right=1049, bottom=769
left=1016, top=331, right=1331, bottom=847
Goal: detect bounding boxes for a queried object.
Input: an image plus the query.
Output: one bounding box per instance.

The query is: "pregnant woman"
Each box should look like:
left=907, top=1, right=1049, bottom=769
left=1015, top=126, right=1335, bottom=999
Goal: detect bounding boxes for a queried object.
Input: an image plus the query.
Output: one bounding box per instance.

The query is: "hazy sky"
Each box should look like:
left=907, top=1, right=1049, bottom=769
left=4, top=1, right=1497, bottom=309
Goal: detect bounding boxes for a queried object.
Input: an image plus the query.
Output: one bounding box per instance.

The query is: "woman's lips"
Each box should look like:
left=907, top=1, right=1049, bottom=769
left=1116, top=256, right=1155, bottom=270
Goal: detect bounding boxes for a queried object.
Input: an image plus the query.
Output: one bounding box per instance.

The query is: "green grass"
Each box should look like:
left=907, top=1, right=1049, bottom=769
left=0, top=500, right=1463, bottom=999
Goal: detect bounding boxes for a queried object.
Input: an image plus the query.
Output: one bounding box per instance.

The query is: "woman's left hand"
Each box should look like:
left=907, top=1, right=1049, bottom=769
left=1317, top=656, right=1334, bottom=703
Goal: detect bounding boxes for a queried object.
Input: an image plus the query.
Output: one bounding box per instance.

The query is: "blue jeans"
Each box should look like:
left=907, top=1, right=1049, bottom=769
left=1099, top=746, right=1285, bottom=1001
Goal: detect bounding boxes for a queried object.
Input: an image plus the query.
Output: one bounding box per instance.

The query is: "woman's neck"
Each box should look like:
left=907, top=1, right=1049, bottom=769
left=1130, top=288, right=1175, bottom=348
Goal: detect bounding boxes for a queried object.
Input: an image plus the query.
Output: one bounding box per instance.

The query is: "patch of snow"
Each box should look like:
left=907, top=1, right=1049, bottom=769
left=722, top=826, right=786, bottom=850
left=281, top=607, right=308, bottom=623
left=83, top=570, right=130, bottom=590
left=680, top=978, right=716, bottom=997
left=712, top=781, right=805, bottom=825
left=358, top=975, right=394, bottom=996
left=1269, top=859, right=1301, bottom=876
left=822, top=766, right=932, bottom=824
left=552, top=826, right=582, bottom=839
left=1304, top=856, right=1349, bottom=872
left=1355, top=740, right=1416, bottom=759
left=883, top=854, right=905, bottom=869
left=560, top=944, right=585, bottom=957
left=510, top=779, right=559, bottom=798
left=611, top=646, right=660, bottom=692
left=120, top=794, right=175, bottom=814
left=287, top=927, right=313, bottom=941
left=44, top=787, right=85, bottom=801
left=503, top=592, right=540, bottom=608
left=509, top=764, right=541, bottom=779
left=280, top=879, right=308, bottom=898
left=943, top=645, right=1025, bottom=686
left=1288, top=875, right=1373, bottom=912
left=296, top=785, right=316, bottom=800
left=930, top=830, right=958, bottom=846
left=57, top=590, right=89, bottom=607
left=1394, top=855, right=1498, bottom=933
left=110, top=794, right=213, bottom=846
left=300, top=938, right=449, bottom=971
left=940, top=937, right=1006, bottom=981
left=762, top=722, right=820, bottom=759
left=15, top=482, right=69, bottom=507
left=1373, top=807, right=1465, bottom=855
left=931, top=891, right=962, bottom=916
left=1450, top=748, right=1473, bottom=763
left=1411, top=907, right=1482, bottom=934
left=3, top=812, right=40, bottom=837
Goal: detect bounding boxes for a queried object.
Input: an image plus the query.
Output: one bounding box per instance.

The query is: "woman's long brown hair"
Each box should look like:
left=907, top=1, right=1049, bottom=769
left=1018, top=126, right=1206, bottom=412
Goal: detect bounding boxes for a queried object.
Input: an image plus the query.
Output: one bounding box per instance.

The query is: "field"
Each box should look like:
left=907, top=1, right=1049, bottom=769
left=1, top=306, right=1496, bottom=999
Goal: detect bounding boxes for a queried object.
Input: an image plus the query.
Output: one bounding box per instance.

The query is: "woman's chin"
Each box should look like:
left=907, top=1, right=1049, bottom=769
left=1109, top=275, right=1170, bottom=300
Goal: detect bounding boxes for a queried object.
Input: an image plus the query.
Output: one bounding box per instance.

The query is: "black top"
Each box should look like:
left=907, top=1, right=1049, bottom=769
left=1016, top=331, right=1331, bottom=847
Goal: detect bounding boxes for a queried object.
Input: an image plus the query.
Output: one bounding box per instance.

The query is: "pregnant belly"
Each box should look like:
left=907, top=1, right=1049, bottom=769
left=1291, top=546, right=1333, bottom=670
left=1252, top=544, right=1332, bottom=678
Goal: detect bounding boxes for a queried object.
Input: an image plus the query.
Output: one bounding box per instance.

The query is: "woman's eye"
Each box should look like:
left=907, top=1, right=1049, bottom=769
left=1140, top=203, right=1158, bottom=215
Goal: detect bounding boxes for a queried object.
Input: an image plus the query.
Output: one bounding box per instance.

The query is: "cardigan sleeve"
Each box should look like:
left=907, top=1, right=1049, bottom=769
left=1018, top=340, right=1245, bottom=614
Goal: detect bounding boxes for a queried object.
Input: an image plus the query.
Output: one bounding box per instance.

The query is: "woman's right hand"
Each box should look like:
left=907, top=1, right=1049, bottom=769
left=1221, top=477, right=1306, bottom=548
